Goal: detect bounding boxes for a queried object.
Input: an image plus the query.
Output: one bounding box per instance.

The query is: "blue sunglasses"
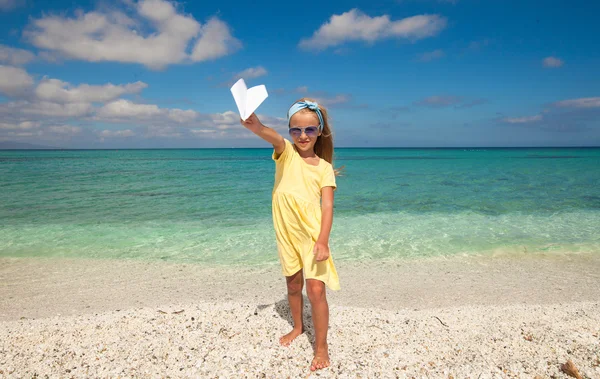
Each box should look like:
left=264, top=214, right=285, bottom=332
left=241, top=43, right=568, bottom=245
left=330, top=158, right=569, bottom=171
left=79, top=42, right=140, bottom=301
left=288, top=126, right=319, bottom=138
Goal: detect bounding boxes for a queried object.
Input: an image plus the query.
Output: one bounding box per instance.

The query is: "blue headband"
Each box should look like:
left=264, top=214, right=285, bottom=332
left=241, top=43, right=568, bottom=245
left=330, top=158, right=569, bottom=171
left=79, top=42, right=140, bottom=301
left=287, top=100, right=324, bottom=131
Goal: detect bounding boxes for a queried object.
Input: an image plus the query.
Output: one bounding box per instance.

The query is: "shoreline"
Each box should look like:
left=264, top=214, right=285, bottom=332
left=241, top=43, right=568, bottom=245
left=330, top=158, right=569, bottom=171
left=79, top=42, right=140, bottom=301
left=1, top=253, right=599, bottom=377
left=1, top=252, right=599, bottom=321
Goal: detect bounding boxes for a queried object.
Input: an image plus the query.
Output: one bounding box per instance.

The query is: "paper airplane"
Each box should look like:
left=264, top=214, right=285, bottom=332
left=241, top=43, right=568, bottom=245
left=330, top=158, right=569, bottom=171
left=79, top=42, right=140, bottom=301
left=230, top=78, right=268, bottom=121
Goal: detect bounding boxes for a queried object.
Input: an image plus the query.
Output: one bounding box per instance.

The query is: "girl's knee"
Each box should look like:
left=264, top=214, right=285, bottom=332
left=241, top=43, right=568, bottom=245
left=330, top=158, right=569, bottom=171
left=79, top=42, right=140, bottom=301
left=286, top=280, right=303, bottom=295
left=306, top=279, right=326, bottom=302
left=286, top=270, right=304, bottom=295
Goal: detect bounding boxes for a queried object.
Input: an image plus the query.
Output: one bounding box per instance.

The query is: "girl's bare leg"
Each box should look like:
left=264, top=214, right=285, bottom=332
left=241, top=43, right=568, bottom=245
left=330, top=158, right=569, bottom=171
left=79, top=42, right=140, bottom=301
left=306, top=279, right=330, bottom=371
left=280, top=269, right=305, bottom=346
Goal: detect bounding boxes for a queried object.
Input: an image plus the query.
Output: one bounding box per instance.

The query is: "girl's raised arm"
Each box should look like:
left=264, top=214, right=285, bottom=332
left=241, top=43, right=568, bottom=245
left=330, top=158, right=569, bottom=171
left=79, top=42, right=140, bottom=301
left=241, top=113, right=285, bottom=155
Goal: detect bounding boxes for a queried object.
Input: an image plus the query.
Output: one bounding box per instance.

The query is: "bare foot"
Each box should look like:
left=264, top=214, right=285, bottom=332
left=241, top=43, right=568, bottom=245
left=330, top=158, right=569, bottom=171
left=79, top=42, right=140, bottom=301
left=310, top=345, right=330, bottom=371
left=279, top=328, right=303, bottom=346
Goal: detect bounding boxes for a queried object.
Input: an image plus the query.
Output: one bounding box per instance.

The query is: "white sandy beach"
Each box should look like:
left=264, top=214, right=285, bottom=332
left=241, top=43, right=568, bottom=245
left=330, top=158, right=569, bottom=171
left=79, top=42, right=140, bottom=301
left=1, top=253, right=600, bottom=378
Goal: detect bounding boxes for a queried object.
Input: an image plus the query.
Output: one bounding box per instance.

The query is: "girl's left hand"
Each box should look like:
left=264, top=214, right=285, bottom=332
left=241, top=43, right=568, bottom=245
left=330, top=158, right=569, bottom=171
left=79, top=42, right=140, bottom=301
left=313, top=241, right=330, bottom=262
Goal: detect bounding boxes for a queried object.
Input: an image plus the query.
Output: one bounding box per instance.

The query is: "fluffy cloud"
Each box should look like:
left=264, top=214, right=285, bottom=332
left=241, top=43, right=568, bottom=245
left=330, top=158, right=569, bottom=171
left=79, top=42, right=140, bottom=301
left=313, top=94, right=351, bottom=107
left=24, top=0, right=240, bottom=69
left=455, top=98, right=488, bottom=109
left=48, top=125, right=82, bottom=134
left=498, top=95, right=600, bottom=132
left=97, top=99, right=200, bottom=124
left=415, top=95, right=462, bottom=108
left=0, top=67, right=275, bottom=145
left=0, top=121, right=41, bottom=130
left=299, top=9, right=446, bottom=51
left=542, top=56, right=564, bottom=68
left=0, top=0, right=23, bottom=11
left=97, top=100, right=163, bottom=119
left=99, top=129, right=135, bottom=138
left=35, top=79, right=148, bottom=104
left=4, top=68, right=188, bottom=127
left=0, top=65, right=34, bottom=96
left=190, top=129, right=217, bottom=135
left=553, top=97, right=600, bottom=109
left=417, top=49, right=445, bottom=62
left=0, top=119, right=83, bottom=143
left=0, top=67, right=148, bottom=119
left=0, top=45, right=35, bottom=65
left=191, top=18, right=242, bottom=62
left=468, top=39, right=490, bottom=50
left=502, top=115, right=543, bottom=124
left=94, top=107, right=246, bottom=141
left=411, top=96, right=488, bottom=109
left=208, top=110, right=241, bottom=130
left=234, top=66, right=268, bottom=80
left=280, top=86, right=353, bottom=108
left=11, top=101, right=95, bottom=117
left=201, top=110, right=286, bottom=134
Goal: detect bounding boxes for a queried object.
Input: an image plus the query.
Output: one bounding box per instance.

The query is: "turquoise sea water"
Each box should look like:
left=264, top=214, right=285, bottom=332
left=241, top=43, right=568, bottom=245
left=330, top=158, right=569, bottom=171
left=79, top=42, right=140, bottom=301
left=1, top=147, right=599, bottom=265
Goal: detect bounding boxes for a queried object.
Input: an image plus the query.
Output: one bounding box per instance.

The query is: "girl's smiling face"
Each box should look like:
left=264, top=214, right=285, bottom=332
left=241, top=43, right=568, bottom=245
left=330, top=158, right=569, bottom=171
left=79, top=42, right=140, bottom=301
left=289, top=111, right=321, bottom=154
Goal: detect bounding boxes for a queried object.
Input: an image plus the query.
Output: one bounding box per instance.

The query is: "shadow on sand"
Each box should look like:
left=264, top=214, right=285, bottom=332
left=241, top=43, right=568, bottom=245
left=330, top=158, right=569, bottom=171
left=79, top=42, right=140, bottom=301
left=256, top=296, right=316, bottom=346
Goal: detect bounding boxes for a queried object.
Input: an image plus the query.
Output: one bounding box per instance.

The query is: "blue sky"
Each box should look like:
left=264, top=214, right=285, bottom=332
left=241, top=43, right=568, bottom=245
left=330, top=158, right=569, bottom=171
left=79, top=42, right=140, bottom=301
left=0, top=0, right=599, bottom=148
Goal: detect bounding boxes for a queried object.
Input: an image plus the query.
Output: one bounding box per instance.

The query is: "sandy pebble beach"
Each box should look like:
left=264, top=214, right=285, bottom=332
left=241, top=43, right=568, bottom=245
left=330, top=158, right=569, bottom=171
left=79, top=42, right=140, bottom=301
left=1, top=253, right=600, bottom=378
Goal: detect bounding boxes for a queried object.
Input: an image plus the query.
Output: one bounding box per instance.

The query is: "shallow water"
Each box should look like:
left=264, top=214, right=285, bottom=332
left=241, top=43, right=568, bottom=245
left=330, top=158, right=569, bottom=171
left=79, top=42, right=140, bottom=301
left=1, top=147, right=599, bottom=264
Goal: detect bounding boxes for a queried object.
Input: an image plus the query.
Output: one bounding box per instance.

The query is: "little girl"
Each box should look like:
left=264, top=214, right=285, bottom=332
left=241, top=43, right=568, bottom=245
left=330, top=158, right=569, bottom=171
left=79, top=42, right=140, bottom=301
left=240, top=98, right=339, bottom=372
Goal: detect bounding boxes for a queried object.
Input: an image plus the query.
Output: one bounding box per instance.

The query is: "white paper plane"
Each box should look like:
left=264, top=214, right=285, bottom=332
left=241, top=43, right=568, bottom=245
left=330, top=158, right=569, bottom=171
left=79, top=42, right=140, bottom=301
left=230, top=78, right=268, bottom=121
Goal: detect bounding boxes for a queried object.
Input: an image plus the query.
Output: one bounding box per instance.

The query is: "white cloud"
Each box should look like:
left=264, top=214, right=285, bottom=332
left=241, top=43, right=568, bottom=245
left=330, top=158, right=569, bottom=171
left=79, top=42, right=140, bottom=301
left=0, top=107, right=285, bottom=144
left=415, top=95, right=462, bottom=107
left=0, top=68, right=162, bottom=136
left=97, top=99, right=200, bottom=124
left=455, top=98, right=488, bottom=109
left=286, top=86, right=352, bottom=108
left=553, top=97, right=600, bottom=109
left=502, top=115, right=543, bottom=124
left=168, top=109, right=199, bottom=123
left=417, top=49, right=444, bottom=62
left=468, top=39, right=490, bottom=50
left=24, top=0, right=239, bottom=69
left=48, top=125, right=82, bottom=135
left=143, top=125, right=182, bottom=138
left=19, top=101, right=95, bottom=117
left=0, top=45, right=35, bottom=65
left=314, top=94, right=351, bottom=107
left=0, top=0, right=23, bottom=11
left=2, top=131, right=39, bottom=138
left=206, top=110, right=241, bottom=130
left=97, top=99, right=162, bottom=119
left=37, top=51, right=63, bottom=63
left=0, top=99, right=93, bottom=118
left=299, top=9, right=446, bottom=51
left=0, top=121, right=41, bottom=130
left=542, top=56, right=564, bottom=68
left=234, top=66, right=267, bottom=80
left=0, top=65, right=34, bottom=96
left=412, top=96, right=487, bottom=109
left=0, top=66, right=290, bottom=144
left=252, top=114, right=288, bottom=132
left=99, top=129, right=135, bottom=138
left=191, top=18, right=242, bottom=62
left=191, top=129, right=217, bottom=135
left=35, top=79, right=147, bottom=104
left=202, top=110, right=287, bottom=133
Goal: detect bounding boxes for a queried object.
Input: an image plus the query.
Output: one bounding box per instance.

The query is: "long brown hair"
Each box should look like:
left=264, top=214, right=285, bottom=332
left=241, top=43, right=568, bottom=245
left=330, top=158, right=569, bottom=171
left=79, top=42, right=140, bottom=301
left=290, top=98, right=342, bottom=175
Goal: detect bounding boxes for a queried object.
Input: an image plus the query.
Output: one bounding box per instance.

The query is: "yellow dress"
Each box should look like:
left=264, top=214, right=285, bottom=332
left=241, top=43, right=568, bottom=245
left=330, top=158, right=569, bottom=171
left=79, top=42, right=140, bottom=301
left=272, top=139, right=340, bottom=290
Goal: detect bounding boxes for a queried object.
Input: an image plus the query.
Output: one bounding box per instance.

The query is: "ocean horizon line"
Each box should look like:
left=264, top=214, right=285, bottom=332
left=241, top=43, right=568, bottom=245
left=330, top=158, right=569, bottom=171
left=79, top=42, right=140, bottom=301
left=2, top=145, right=600, bottom=151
